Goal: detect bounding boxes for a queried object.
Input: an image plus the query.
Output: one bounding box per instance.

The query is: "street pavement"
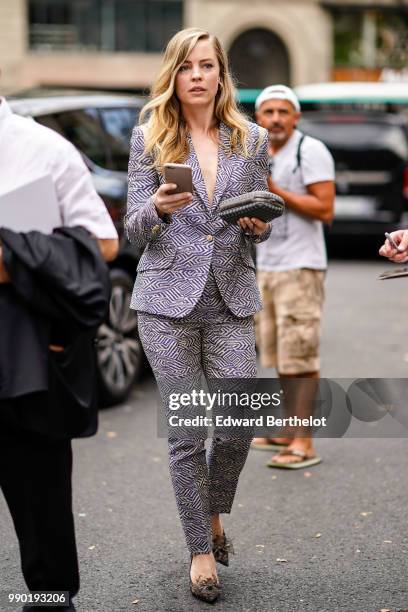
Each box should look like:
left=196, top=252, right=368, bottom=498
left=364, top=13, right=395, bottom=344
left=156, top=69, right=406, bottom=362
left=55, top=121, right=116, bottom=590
left=1, top=261, right=408, bottom=612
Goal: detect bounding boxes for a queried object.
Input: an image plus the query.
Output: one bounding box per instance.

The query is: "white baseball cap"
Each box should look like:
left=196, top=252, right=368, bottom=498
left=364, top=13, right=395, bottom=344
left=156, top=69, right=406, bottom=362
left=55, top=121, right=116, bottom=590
left=255, top=85, right=300, bottom=112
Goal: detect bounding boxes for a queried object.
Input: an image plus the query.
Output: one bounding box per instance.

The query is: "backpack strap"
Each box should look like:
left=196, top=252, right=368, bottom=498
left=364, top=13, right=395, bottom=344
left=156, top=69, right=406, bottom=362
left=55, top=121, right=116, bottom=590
left=292, top=133, right=306, bottom=173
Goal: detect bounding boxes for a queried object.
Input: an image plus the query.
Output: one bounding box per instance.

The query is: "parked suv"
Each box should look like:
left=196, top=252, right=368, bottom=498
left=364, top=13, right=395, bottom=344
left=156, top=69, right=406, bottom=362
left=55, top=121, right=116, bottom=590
left=237, top=83, right=408, bottom=237
left=296, top=82, right=408, bottom=237
left=9, top=92, right=145, bottom=405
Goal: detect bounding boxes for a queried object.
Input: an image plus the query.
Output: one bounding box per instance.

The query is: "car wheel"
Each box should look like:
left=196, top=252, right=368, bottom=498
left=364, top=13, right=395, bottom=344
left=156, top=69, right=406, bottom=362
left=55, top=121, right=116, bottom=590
left=96, top=268, right=143, bottom=406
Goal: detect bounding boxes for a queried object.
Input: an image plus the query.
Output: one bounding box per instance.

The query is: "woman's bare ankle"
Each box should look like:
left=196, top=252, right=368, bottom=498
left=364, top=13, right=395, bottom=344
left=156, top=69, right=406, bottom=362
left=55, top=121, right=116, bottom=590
left=211, top=514, right=224, bottom=538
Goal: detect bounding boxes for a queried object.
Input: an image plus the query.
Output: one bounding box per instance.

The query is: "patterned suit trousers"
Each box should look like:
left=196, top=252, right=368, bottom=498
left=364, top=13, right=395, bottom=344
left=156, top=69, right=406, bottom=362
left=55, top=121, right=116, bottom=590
left=138, top=269, right=256, bottom=554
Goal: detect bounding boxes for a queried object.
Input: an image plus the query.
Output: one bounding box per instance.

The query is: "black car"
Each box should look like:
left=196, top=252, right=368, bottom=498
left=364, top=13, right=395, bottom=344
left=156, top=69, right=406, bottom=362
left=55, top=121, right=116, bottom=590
left=9, top=93, right=146, bottom=405
left=299, top=110, right=408, bottom=237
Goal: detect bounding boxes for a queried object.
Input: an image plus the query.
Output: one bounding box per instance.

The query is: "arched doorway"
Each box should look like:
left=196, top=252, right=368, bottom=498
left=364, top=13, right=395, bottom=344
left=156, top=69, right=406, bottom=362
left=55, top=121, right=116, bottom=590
left=228, top=28, right=291, bottom=88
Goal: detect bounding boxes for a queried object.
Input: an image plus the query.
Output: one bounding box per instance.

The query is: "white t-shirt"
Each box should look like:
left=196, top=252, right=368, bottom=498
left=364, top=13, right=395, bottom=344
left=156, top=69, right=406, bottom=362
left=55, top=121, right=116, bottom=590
left=256, top=129, right=335, bottom=271
left=0, top=98, right=118, bottom=239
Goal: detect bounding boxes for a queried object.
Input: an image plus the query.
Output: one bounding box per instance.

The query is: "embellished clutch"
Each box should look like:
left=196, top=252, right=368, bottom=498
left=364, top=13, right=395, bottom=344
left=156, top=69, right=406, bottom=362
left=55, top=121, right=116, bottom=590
left=218, top=191, right=285, bottom=224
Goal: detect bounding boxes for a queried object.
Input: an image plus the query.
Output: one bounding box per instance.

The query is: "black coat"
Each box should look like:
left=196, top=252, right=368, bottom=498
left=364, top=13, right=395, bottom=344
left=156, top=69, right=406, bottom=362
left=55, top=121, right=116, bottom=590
left=0, top=226, right=111, bottom=438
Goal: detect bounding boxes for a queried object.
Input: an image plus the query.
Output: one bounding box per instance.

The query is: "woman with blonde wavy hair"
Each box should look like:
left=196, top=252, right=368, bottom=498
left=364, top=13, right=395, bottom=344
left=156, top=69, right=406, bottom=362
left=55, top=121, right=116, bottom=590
left=125, top=27, right=271, bottom=603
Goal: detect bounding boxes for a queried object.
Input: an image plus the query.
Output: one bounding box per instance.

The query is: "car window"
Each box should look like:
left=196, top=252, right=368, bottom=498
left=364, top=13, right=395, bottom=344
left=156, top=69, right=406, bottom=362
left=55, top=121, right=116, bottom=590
left=100, top=107, right=140, bottom=171
left=39, top=109, right=109, bottom=168
left=300, top=117, right=407, bottom=154
left=299, top=116, right=408, bottom=169
left=34, top=113, right=66, bottom=137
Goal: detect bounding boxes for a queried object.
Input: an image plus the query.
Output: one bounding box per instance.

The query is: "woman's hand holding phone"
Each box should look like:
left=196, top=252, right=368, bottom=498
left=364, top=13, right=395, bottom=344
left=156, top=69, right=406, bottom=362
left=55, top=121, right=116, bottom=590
left=153, top=183, right=193, bottom=218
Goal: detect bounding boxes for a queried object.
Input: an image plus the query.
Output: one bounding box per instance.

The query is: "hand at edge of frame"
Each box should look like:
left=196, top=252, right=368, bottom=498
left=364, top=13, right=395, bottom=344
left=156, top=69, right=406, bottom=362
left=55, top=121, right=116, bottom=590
left=379, top=229, right=408, bottom=263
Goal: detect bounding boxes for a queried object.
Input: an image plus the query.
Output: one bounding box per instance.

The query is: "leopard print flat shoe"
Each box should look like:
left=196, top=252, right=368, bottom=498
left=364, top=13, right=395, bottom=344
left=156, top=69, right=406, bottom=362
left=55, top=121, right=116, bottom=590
left=190, top=557, right=221, bottom=603
left=190, top=574, right=221, bottom=603
left=212, top=533, right=234, bottom=567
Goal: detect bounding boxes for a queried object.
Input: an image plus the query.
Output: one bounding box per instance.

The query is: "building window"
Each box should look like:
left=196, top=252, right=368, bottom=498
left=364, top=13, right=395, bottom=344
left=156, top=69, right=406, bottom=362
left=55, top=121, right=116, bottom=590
left=114, top=0, right=183, bottom=52
left=28, top=0, right=183, bottom=52
left=333, top=9, right=408, bottom=70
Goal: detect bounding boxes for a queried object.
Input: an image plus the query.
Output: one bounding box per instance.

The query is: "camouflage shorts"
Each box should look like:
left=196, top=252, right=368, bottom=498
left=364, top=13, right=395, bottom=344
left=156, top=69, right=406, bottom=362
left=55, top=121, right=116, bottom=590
left=255, top=269, right=325, bottom=375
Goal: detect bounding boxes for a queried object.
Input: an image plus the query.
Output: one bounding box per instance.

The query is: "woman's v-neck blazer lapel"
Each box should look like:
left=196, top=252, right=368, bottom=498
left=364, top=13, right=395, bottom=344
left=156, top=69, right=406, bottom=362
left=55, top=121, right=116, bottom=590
left=186, top=136, right=209, bottom=209
left=187, top=122, right=234, bottom=213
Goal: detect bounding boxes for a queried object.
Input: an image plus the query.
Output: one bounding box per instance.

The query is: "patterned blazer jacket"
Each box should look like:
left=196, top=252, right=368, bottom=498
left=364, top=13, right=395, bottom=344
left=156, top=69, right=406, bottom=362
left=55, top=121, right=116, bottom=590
left=125, top=120, right=272, bottom=318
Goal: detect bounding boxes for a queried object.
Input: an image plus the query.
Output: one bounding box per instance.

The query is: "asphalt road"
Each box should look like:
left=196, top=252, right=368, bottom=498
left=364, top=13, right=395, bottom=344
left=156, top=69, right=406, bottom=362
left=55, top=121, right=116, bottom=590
left=1, top=260, right=408, bottom=612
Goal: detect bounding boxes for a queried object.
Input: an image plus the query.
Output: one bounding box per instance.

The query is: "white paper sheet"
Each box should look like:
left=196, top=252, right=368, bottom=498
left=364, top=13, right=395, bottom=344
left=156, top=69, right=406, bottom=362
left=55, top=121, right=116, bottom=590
left=0, top=174, right=62, bottom=234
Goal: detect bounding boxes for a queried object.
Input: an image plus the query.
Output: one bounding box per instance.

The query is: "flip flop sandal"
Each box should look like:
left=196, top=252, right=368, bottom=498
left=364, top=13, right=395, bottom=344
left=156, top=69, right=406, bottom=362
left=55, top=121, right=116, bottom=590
left=266, top=448, right=322, bottom=469
left=251, top=440, right=290, bottom=451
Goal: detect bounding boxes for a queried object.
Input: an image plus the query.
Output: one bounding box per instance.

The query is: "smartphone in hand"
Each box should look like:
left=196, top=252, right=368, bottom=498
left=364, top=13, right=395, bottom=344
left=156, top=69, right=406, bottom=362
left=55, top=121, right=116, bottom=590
left=163, top=163, right=193, bottom=195
left=385, top=232, right=404, bottom=253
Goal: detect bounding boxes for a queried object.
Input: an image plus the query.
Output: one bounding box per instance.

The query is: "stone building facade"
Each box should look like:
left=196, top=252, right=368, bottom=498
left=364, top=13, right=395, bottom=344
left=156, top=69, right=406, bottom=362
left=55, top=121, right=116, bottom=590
left=0, top=0, right=406, bottom=94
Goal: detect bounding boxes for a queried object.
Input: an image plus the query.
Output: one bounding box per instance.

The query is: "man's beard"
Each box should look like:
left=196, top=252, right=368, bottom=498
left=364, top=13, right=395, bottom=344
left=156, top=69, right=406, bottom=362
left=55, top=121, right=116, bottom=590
left=268, top=129, right=287, bottom=144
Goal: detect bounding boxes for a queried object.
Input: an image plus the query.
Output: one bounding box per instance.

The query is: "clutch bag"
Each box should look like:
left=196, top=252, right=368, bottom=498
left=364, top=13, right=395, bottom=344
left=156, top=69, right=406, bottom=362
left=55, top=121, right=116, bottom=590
left=218, top=191, right=285, bottom=224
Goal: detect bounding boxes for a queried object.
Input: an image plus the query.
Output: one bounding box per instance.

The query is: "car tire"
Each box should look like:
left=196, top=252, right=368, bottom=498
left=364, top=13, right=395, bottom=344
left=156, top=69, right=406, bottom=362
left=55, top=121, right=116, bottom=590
left=96, top=268, right=143, bottom=406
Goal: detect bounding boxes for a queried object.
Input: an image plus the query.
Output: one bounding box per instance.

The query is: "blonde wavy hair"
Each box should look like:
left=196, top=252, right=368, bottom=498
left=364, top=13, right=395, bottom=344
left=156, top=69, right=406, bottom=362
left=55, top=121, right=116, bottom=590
left=139, top=28, right=250, bottom=168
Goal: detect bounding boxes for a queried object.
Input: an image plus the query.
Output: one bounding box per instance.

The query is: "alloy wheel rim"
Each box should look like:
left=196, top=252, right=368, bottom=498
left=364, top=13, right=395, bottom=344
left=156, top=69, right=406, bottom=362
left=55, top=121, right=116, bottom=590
left=96, top=284, right=141, bottom=392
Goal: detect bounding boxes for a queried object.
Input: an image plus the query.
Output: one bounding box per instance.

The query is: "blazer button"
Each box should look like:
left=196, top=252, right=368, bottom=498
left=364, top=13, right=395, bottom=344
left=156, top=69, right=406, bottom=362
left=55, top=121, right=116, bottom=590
left=152, top=224, right=161, bottom=234
left=206, top=234, right=213, bottom=242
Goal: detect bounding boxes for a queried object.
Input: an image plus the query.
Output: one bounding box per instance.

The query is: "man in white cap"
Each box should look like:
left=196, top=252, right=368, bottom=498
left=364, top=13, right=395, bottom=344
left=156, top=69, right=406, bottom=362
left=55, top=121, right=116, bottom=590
left=252, top=85, right=335, bottom=469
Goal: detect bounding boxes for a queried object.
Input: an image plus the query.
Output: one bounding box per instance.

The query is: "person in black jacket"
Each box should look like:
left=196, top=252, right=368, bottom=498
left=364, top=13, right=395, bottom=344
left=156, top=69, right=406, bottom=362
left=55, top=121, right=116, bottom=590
left=0, top=95, right=118, bottom=612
